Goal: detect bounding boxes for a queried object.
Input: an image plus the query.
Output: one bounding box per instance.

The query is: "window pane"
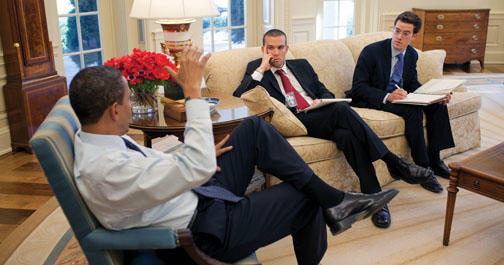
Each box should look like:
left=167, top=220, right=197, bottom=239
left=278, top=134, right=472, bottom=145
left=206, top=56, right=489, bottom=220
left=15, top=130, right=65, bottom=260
left=214, top=29, right=229, bottom=52
left=79, top=0, right=98, bottom=12
left=231, top=28, right=245, bottom=49
left=263, top=0, right=270, bottom=23
left=323, top=28, right=337, bottom=40
left=63, top=55, right=81, bottom=86
left=59, top=17, right=80, bottom=54
left=57, top=0, right=76, bottom=15
left=84, top=51, right=103, bottom=67
left=339, top=26, right=353, bottom=39
left=214, top=0, right=228, bottom=28
left=231, top=0, right=244, bottom=26
left=323, top=1, right=338, bottom=27
left=339, top=0, right=354, bottom=26
left=203, top=31, right=213, bottom=53
left=203, top=17, right=211, bottom=30
left=80, top=15, right=101, bottom=50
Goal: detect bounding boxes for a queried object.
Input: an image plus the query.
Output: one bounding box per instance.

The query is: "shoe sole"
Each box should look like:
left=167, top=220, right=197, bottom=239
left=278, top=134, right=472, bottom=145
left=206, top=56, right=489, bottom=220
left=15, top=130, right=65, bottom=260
left=329, top=189, right=399, bottom=236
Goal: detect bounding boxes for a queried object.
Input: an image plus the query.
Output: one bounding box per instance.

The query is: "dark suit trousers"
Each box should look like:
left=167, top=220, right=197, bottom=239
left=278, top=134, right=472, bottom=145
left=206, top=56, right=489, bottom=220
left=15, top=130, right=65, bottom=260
left=296, top=102, right=388, bottom=194
left=381, top=103, right=455, bottom=166
left=191, top=117, right=327, bottom=265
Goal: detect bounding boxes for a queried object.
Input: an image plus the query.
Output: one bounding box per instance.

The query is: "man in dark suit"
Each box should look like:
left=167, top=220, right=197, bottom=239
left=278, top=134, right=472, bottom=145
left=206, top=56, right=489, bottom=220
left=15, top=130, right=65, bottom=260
left=234, top=29, right=436, bottom=229
left=346, top=11, right=454, bottom=194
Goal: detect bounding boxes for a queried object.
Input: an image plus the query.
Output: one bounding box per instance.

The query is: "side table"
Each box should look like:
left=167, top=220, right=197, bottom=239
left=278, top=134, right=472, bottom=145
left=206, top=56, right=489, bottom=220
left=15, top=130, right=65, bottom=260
left=443, top=142, right=504, bottom=246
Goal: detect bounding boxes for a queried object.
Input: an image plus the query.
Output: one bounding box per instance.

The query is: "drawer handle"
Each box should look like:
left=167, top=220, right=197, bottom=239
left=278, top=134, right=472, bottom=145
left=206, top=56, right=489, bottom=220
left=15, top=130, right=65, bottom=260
left=14, top=42, right=20, bottom=48
left=473, top=24, right=479, bottom=30
left=437, top=14, right=445, bottom=20
left=475, top=13, right=481, bottom=20
left=473, top=180, right=480, bottom=189
left=436, top=36, right=442, bottom=41
left=471, top=48, right=478, bottom=54
left=437, top=24, right=444, bottom=30
left=472, top=35, right=478, bottom=41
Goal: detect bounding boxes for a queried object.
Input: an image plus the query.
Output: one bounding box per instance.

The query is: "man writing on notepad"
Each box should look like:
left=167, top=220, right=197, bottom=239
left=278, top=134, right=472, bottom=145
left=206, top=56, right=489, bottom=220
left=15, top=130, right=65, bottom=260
left=346, top=11, right=455, bottom=194
left=234, top=29, right=436, bottom=229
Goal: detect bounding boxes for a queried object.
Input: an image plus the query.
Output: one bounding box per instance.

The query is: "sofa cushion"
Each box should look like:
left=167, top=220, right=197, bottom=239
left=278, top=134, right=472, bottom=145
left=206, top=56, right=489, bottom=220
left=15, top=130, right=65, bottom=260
left=286, top=136, right=340, bottom=164
left=240, top=86, right=307, bottom=137
left=352, top=107, right=405, bottom=139
left=340, top=32, right=391, bottom=62
left=288, top=40, right=356, bottom=98
left=204, top=47, right=295, bottom=95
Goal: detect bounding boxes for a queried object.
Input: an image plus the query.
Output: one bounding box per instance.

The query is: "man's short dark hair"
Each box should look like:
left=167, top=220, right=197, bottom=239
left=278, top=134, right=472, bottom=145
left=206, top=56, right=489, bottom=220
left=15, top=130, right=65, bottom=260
left=263, top=29, right=287, bottom=46
left=394, top=11, right=422, bottom=34
left=69, top=65, right=126, bottom=125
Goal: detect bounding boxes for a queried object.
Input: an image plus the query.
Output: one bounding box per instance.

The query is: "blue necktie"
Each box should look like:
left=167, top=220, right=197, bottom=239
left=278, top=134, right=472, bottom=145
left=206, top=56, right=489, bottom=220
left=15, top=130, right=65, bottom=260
left=193, top=185, right=244, bottom=203
left=122, top=137, right=147, bottom=157
left=386, top=53, right=404, bottom=93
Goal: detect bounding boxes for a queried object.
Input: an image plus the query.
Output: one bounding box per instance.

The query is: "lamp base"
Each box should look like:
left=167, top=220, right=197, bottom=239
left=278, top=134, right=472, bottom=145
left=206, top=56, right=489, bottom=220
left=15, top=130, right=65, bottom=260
left=158, top=19, right=196, bottom=68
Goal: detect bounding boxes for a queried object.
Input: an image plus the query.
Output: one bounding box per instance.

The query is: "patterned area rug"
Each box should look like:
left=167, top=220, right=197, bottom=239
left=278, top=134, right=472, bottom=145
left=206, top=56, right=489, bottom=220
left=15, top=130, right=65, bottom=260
left=1, top=74, right=502, bottom=265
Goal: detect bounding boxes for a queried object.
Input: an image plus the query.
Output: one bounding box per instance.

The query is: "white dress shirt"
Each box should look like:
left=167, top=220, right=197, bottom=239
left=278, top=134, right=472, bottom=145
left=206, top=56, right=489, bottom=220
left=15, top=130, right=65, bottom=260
left=252, top=64, right=314, bottom=106
left=73, top=99, right=216, bottom=230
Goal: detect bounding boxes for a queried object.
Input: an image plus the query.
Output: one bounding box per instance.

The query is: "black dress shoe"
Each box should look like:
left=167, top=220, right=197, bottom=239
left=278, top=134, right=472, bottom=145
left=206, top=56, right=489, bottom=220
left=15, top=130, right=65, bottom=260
left=323, top=189, right=399, bottom=235
left=420, top=175, right=443, bottom=193
left=387, top=157, right=433, bottom=184
left=372, top=205, right=391, bottom=228
left=430, top=160, right=451, bottom=179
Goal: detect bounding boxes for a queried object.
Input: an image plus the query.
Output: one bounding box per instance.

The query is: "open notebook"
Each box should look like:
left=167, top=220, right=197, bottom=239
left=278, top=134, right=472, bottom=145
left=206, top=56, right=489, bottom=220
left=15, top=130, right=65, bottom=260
left=392, top=79, right=465, bottom=106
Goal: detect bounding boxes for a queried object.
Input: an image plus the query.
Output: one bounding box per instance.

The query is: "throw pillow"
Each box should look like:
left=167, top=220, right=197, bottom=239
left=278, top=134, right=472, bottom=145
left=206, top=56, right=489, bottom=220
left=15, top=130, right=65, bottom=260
left=240, top=86, right=308, bottom=137
left=416, top=49, right=446, bottom=85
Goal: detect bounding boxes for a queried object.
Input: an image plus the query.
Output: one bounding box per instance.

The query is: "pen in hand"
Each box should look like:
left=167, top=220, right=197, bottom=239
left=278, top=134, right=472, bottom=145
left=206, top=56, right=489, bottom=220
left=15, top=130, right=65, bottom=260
left=393, top=84, right=408, bottom=98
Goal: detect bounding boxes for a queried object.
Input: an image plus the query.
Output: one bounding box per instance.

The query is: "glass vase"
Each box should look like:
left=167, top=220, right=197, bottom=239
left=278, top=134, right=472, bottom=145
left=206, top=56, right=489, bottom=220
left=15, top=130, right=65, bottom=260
left=130, top=90, right=158, bottom=114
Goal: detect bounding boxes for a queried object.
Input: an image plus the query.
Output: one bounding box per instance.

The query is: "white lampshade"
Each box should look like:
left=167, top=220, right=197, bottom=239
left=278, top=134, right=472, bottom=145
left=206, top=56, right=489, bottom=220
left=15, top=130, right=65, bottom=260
left=130, top=0, right=219, bottom=19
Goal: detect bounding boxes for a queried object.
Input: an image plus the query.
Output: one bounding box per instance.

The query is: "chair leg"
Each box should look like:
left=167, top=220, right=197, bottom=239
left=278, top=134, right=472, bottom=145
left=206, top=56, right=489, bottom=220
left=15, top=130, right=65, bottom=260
left=178, top=229, right=230, bottom=265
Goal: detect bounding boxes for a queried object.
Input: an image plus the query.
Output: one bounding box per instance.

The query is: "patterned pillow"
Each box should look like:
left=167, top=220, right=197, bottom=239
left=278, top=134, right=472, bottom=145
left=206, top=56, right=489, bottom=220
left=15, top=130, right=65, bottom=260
left=240, top=86, right=307, bottom=137
left=416, top=49, right=446, bottom=85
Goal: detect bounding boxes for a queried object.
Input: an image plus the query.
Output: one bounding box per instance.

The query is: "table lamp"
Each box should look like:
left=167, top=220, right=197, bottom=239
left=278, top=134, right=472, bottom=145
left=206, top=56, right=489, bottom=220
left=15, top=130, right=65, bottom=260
left=130, top=0, right=218, bottom=67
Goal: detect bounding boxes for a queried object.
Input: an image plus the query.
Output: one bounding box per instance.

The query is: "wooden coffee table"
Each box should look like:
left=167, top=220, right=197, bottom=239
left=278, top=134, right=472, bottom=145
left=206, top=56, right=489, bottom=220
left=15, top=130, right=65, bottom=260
left=130, top=93, right=273, bottom=147
left=443, top=142, right=504, bottom=246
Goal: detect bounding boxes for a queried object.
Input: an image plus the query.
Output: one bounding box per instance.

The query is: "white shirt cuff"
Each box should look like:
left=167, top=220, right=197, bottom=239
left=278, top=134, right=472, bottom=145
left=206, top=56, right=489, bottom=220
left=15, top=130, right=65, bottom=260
left=383, top=93, right=390, bottom=104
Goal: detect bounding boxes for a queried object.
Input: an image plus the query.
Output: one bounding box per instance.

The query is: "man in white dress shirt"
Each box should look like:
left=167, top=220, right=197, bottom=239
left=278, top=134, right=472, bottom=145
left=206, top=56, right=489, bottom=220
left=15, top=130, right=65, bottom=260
left=69, top=47, right=397, bottom=265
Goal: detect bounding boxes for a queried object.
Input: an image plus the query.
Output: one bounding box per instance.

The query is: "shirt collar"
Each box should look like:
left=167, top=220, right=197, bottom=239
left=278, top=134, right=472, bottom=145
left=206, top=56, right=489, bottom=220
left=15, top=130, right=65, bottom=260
left=77, top=129, right=129, bottom=151
left=271, top=62, right=288, bottom=74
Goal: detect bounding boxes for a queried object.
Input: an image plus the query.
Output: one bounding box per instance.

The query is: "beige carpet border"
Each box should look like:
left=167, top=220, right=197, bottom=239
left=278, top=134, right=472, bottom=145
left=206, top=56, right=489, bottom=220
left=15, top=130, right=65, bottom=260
left=0, top=197, right=58, bottom=264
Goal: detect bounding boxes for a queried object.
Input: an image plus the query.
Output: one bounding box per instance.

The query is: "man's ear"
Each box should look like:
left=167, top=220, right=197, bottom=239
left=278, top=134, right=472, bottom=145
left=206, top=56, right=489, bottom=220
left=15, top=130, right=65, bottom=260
left=285, top=44, right=289, bottom=53
left=108, top=102, right=120, bottom=121
left=411, top=33, right=418, bottom=42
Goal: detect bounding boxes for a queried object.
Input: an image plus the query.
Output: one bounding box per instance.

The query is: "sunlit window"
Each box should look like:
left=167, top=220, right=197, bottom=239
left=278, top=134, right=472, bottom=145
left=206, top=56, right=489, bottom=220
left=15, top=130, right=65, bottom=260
left=57, top=0, right=103, bottom=86
left=322, top=0, right=354, bottom=40
left=203, top=0, right=246, bottom=53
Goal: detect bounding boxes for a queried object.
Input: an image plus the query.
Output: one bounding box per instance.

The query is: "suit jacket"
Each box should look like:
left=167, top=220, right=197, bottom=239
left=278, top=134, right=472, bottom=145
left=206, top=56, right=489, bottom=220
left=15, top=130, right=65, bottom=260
left=233, top=58, right=334, bottom=111
left=345, top=38, right=422, bottom=109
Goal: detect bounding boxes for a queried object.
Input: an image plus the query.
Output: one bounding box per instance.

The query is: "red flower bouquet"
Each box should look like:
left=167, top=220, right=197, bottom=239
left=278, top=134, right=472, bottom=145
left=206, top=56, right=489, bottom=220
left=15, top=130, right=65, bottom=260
left=105, top=49, right=178, bottom=112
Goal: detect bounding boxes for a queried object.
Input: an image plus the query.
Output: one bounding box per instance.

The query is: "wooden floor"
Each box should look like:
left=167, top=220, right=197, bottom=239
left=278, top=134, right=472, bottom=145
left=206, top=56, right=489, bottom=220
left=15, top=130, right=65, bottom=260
left=0, top=62, right=503, bottom=261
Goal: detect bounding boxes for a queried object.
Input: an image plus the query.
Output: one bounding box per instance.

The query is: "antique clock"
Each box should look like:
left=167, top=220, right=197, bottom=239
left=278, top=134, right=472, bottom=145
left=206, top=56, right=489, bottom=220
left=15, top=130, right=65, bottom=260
left=0, top=0, right=67, bottom=152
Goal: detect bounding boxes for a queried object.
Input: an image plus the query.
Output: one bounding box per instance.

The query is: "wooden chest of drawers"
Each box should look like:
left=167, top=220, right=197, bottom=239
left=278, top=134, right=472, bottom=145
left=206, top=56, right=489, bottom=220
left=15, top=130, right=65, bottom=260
left=411, top=8, right=490, bottom=71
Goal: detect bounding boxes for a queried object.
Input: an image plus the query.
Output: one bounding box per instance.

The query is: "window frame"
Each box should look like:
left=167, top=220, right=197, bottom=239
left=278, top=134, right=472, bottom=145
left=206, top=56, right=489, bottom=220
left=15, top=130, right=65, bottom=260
left=203, top=0, right=248, bottom=52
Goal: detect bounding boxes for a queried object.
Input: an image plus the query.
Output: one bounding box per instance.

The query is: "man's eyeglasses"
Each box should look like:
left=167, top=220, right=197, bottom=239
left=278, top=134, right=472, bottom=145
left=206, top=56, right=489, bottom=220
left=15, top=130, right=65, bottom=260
left=393, top=28, right=412, bottom=38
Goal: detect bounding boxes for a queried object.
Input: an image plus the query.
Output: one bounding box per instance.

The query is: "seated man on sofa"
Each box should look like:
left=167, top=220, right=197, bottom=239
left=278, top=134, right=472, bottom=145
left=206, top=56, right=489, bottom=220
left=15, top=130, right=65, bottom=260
left=346, top=11, right=454, bottom=193
left=69, top=46, right=398, bottom=265
left=234, top=29, right=434, bottom=229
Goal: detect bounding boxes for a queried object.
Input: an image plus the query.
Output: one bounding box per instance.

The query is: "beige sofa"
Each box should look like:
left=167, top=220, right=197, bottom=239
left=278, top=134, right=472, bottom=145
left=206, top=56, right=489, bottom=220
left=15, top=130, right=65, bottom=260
left=203, top=32, right=481, bottom=191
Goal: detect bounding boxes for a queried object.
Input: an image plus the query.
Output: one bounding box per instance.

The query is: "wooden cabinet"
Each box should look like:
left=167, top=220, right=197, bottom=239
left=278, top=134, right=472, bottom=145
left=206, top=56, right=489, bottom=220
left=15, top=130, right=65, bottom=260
left=0, top=0, right=67, bottom=152
left=411, top=8, right=490, bottom=71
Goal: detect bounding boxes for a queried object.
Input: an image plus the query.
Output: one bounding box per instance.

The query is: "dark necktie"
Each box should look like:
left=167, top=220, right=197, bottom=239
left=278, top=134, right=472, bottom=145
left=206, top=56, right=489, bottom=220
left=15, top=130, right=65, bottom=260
left=275, top=69, right=310, bottom=110
left=122, top=137, right=147, bottom=157
left=386, top=53, right=404, bottom=93
left=193, top=185, right=244, bottom=203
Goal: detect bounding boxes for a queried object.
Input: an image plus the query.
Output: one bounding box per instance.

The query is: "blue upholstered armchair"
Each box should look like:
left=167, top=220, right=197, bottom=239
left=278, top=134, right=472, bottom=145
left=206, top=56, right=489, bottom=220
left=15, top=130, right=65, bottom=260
left=29, top=95, right=259, bottom=265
